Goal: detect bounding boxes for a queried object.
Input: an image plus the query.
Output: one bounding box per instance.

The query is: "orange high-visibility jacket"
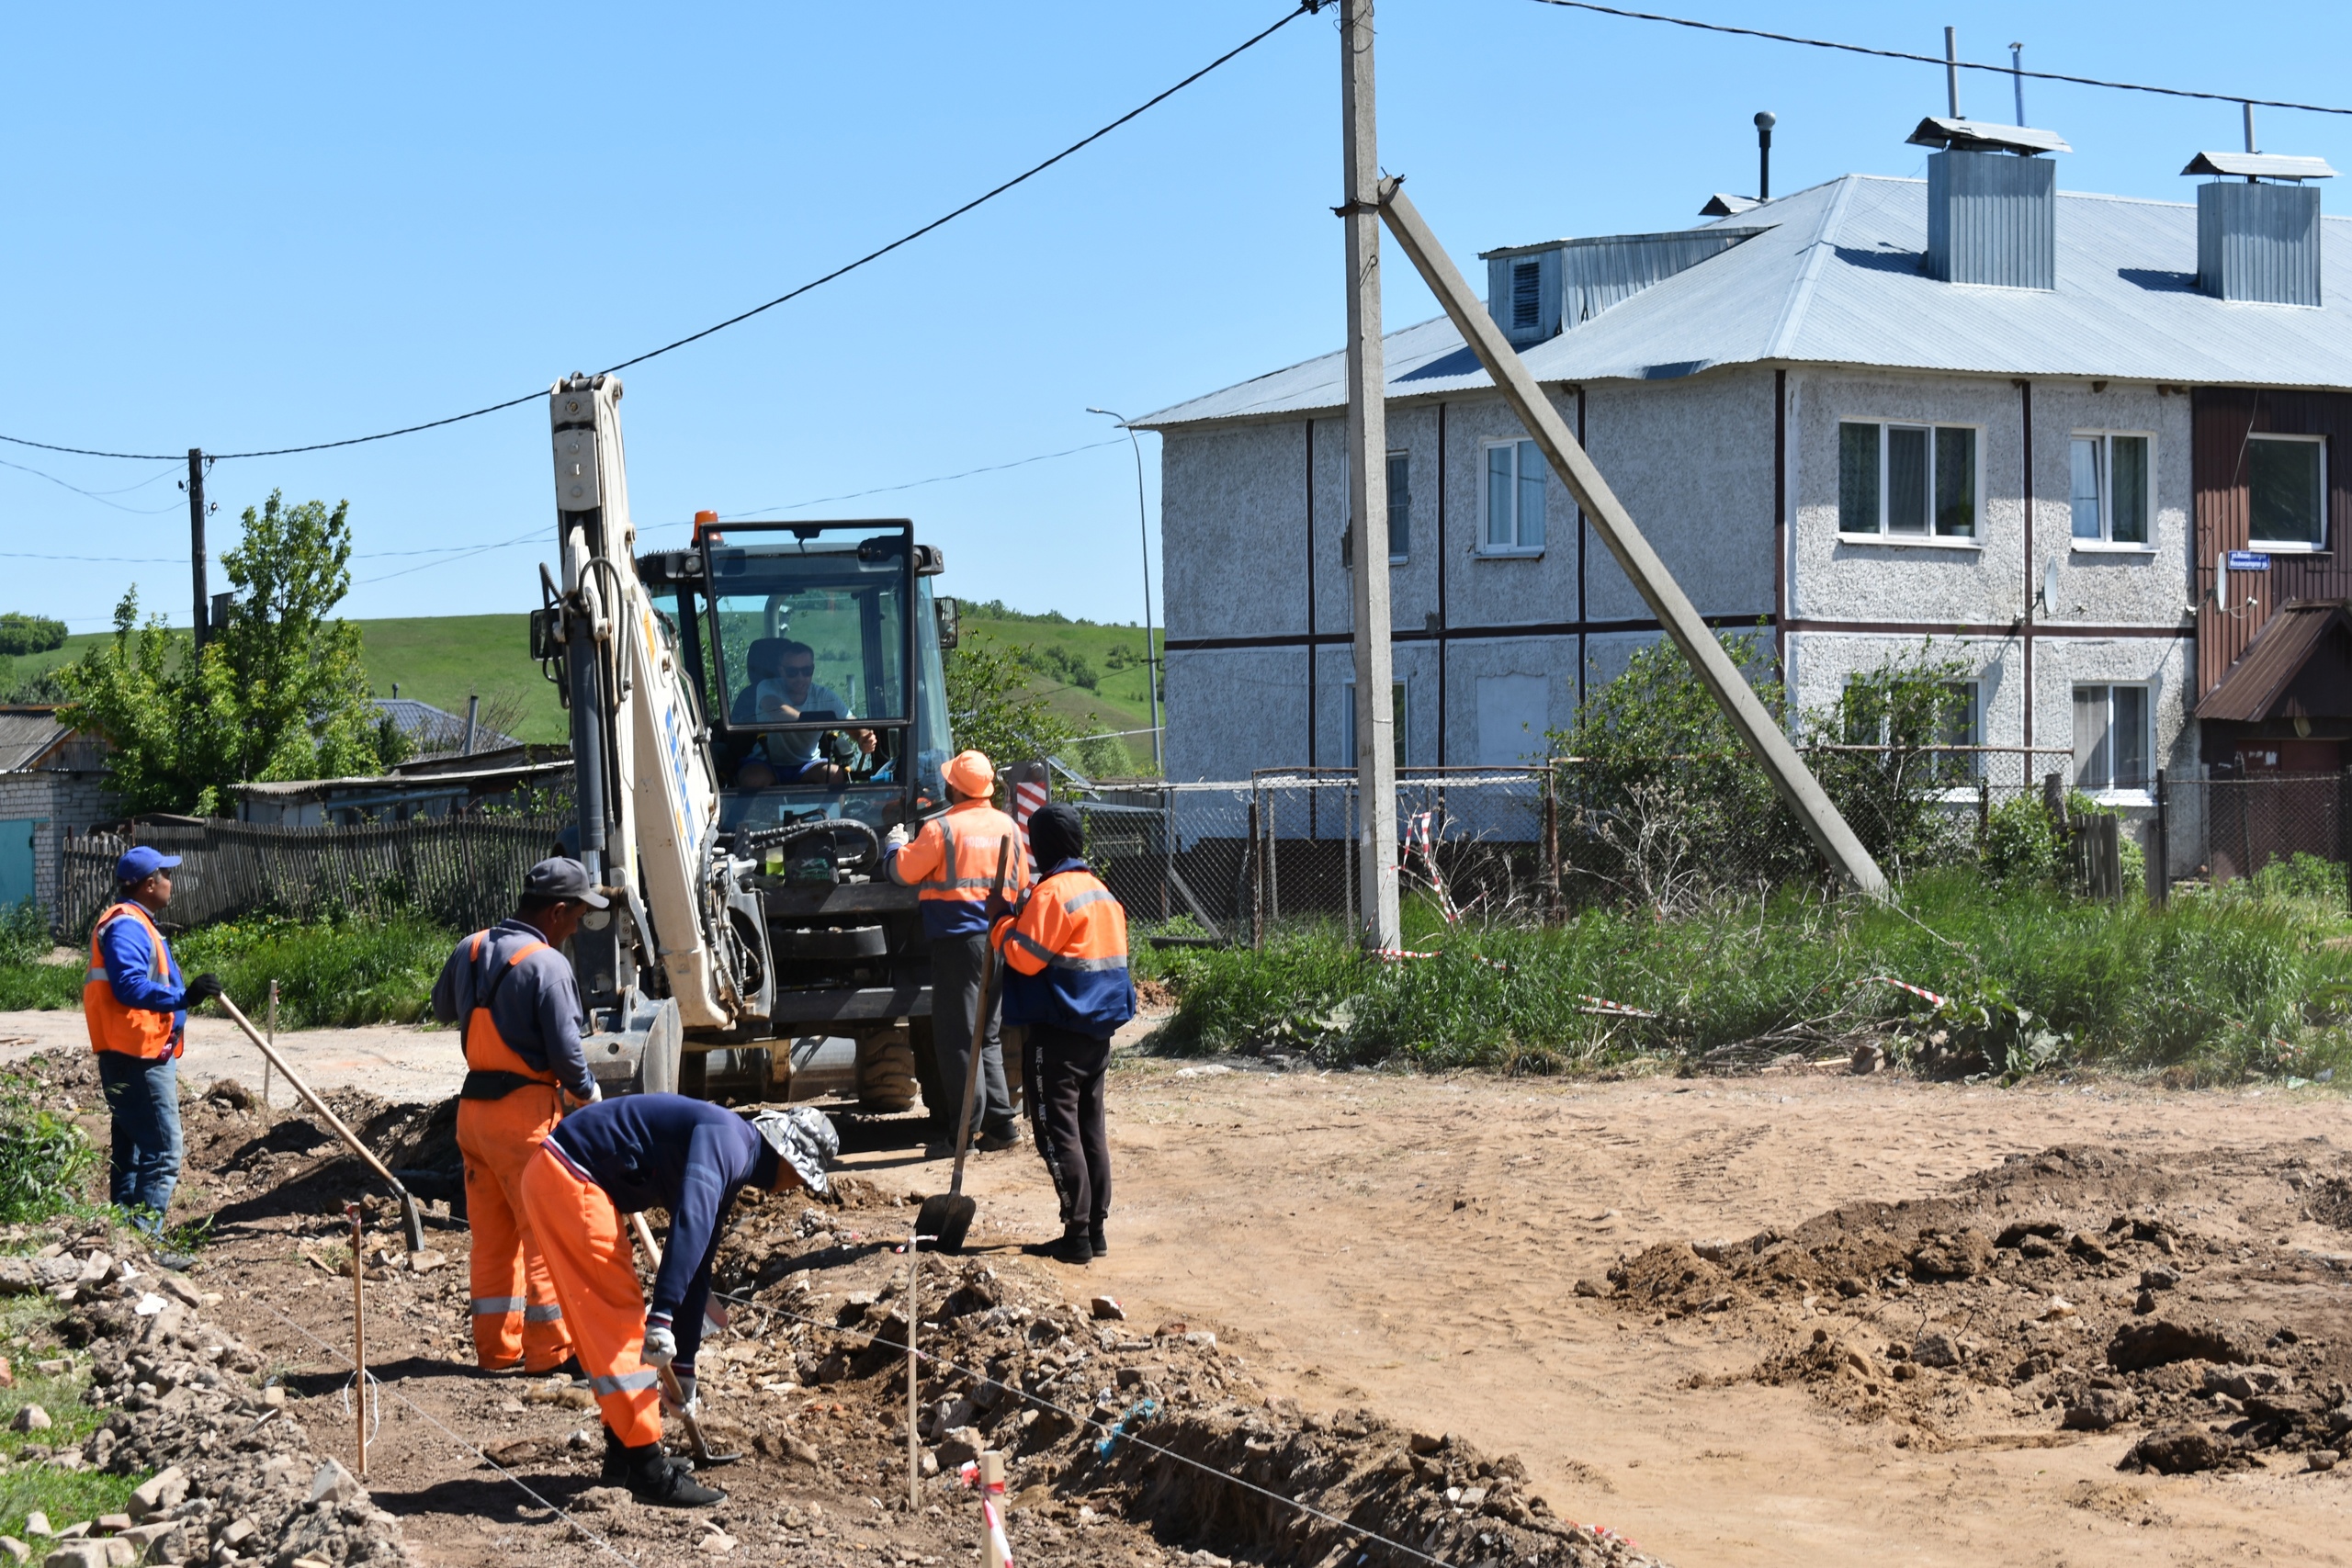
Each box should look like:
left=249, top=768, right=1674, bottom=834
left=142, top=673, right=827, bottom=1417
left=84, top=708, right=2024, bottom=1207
left=989, top=863, right=1135, bottom=1036
left=84, top=902, right=184, bottom=1060
left=885, top=799, right=1033, bottom=938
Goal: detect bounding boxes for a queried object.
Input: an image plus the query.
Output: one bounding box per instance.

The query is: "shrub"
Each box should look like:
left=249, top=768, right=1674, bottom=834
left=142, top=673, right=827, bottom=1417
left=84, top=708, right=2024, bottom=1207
left=1981, top=795, right=2060, bottom=886
left=175, top=912, right=454, bottom=1029
left=0, top=1085, right=100, bottom=1223
left=0, top=615, right=66, bottom=657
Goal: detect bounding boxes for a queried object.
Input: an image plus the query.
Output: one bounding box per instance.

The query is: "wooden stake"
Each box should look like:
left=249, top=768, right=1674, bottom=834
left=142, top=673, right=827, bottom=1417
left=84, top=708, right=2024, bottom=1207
left=263, top=980, right=277, bottom=1117
left=907, top=1223, right=921, bottom=1509
left=348, top=1202, right=368, bottom=1477
left=979, top=1451, right=1009, bottom=1568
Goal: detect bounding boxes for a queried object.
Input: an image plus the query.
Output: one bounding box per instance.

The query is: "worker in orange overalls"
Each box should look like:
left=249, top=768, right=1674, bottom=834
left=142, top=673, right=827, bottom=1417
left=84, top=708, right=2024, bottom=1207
left=990, top=804, right=1134, bottom=1265
left=883, top=750, right=1033, bottom=1155
left=86, top=846, right=221, bottom=1248
left=428, top=857, right=605, bottom=1376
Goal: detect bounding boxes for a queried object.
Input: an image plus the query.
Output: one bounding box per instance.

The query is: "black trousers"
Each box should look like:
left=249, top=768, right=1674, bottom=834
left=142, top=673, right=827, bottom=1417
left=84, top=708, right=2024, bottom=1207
left=929, top=933, right=1016, bottom=1140
left=1025, top=1024, right=1111, bottom=1230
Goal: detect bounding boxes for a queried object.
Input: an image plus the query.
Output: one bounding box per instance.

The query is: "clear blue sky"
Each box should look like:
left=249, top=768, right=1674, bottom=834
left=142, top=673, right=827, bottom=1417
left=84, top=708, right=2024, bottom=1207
left=7, top=2, right=2352, bottom=635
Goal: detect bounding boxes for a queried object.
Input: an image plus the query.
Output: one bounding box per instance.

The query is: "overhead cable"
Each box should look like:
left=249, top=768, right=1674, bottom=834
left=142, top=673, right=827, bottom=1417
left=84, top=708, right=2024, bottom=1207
left=0, top=3, right=1313, bottom=467
left=1527, top=0, right=2352, bottom=117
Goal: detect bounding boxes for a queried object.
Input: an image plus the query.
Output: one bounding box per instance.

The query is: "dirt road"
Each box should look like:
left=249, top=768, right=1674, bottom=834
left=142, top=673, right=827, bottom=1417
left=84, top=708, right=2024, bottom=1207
left=0, top=1007, right=461, bottom=1101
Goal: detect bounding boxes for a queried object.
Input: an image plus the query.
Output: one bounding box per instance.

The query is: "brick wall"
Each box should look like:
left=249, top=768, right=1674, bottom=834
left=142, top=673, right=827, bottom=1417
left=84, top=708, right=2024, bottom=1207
left=0, top=771, right=120, bottom=918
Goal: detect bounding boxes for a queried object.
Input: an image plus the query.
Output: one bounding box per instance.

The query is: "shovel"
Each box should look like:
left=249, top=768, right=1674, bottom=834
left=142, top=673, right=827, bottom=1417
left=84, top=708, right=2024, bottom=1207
left=213, top=991, right=429, bottom=1254
left=916, top=838, right=1016, bottom=1254
left=627, top=1212, right=742, bottom=1468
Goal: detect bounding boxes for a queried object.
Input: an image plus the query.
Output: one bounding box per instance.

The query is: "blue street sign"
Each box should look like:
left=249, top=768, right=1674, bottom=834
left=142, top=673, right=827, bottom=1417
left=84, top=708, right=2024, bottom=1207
left=2226, top=551, right=2272, bottom=571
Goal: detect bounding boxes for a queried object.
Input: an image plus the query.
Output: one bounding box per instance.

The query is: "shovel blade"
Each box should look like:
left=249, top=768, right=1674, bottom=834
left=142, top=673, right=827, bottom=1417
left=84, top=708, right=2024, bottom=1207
left=916, top=1192, right=976, bottom=1253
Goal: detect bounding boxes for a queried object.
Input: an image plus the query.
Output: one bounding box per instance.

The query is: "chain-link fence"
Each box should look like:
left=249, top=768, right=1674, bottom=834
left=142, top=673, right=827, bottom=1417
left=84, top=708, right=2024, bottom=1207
left=2154, top=771, right=2352, bottom=901
left=57, top=813, right=571, bottom=937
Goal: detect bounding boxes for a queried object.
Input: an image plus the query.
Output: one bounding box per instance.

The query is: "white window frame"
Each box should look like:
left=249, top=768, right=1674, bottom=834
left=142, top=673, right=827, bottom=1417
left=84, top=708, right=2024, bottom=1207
left=2071, top=682, right=2154, bottom=799
left=1341, top=675, right=1409, bottom=770
left=1839, top=676, right=1984, bottom=789
left=1477, top=437, right=1548, bottom=558
left=2246, top=432, right=2328, bottom=553
left=1836, top=418, right=1984, bottom=548
left=2067, top=430, right=2157, bottom=552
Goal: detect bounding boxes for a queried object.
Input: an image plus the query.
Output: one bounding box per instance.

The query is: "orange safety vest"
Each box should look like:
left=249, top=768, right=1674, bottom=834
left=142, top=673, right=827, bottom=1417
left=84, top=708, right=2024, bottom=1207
left=461, top=930, right=560, bottom=1088
left=989, top=866, right=1135, bottom=1034
left=888, top=800, right=1034, bottom=914
left=84, top=902, right=183, bottom=1060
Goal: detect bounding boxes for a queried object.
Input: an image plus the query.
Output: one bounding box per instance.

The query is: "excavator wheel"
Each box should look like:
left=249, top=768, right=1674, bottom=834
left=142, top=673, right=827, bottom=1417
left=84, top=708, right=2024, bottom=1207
left=854, top=1033, right=921, bottom=1114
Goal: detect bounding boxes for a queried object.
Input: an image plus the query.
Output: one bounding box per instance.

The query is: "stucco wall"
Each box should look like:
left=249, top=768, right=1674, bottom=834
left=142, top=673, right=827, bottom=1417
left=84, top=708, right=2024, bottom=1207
left=1163, top=647, right=1308, bottom=782
left=1582, top=369, right=1777, bottom=623
left=1161, top=423, right=1309, bottom=643
left=2030, top=381, right=2196, bottom=630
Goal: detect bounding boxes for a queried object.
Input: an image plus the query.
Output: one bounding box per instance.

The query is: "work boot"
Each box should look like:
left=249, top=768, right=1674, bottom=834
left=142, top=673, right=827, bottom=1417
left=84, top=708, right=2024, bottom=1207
left=601, top=1426, right=689, bottom=1485
left=1022, top=1224, right=1092, bottom=1266
left=977, top=1126, right=1023, bottom=1154
left=1090, top=1221, right=1107, bottom=1257
left=624, top=1438, right=725, bottom=1506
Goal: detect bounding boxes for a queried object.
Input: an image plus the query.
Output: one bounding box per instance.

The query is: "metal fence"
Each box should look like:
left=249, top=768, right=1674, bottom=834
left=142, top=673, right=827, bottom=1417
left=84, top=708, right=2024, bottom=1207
left=57, top=813, right=571, bottom=936
left=2155, top=771, right=2351, bottom=900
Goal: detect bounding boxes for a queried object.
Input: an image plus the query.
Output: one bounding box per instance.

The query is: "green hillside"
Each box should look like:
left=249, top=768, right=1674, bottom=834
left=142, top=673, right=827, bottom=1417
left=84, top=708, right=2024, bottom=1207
left=4, top=606, right=1164, bottom=772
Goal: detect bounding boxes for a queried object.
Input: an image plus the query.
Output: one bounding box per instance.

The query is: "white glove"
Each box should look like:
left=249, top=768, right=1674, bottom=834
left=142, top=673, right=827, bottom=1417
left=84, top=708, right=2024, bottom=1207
left=640, top=1320, right=677, bottom=1367
left=661, top=1373, right=698, bottom=1417
left=885, top=823, right=911, bottom=852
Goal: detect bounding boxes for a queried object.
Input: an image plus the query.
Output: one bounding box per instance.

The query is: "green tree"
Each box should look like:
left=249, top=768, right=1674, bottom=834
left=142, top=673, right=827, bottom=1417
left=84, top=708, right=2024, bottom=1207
left=61, top=492, right=408, bottom=815
left=0, top=613, right=66, bottom=656
left=944, top=630, right=1073, bottom=785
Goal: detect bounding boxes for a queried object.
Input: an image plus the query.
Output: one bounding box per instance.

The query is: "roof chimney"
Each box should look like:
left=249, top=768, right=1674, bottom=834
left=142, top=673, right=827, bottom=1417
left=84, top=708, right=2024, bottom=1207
left=1907, top=118, right=2071, bottom=290
left=2185, top=149, right=2335, bottom=307
left=1484, top=227, right=1766, bottom=345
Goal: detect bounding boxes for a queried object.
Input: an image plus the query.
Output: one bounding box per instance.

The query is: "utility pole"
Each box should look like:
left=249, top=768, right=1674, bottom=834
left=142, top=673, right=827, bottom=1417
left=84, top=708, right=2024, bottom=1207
left=187, top=448, right=209, bottom=648
left=1088, top=407, right=1163, bottom=772
left=1340, top=0, right=1400, bottom=950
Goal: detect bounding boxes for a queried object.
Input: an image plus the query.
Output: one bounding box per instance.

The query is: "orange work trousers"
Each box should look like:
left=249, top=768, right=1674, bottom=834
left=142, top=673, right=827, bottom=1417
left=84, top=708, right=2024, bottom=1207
left=518, top=1143, right=662, bottom=1448
left=456, top=1089, right=572, bottom=1371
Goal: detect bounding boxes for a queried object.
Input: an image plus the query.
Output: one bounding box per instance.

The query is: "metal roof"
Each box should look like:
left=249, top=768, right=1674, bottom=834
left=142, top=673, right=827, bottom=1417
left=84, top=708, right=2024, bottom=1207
left=2195, top=600, right=2352, bottom=721
left=1905, top=118, right=2073, bottom=155
left=1700, top=193, right=1762, bottom=217
left=1137, top=174, right=2352, bottom=431
left=372, top=696, right=522, bottom=755
left=2183, top=151, right=2337, bottom=181
left=0, top=707, right=74, bottom=773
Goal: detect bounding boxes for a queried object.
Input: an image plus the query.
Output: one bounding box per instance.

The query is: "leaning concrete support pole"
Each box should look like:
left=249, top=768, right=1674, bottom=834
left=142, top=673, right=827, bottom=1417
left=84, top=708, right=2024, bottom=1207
left=1374, top=181, right=1889, bottom=897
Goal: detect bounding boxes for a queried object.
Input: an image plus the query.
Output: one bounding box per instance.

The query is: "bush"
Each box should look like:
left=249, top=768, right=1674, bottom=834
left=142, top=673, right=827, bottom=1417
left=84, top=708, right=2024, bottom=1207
left=176, top=912, right=455, bottom=1029
left=1981, top=795, right=2061, bottom=886
left=0, top=614, right=66, bottom=657
left=0, top=899, right=47, bottom=966
left=0, top=1084, right=100, bottom=1223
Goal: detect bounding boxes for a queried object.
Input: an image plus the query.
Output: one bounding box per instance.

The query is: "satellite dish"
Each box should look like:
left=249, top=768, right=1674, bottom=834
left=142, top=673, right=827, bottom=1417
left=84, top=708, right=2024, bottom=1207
left=2041, top=558, right=2062, bottom=615
left=2214, top=549, right=2230, bottom=607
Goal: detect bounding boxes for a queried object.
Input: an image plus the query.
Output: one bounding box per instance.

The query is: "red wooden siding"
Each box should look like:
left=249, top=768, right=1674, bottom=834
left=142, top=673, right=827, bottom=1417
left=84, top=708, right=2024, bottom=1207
left=2192, top=388, right=2352, bottom=697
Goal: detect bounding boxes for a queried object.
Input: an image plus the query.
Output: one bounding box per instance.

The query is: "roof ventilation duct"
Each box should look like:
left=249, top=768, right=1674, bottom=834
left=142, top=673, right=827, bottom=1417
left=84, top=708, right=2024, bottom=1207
left=2184, top=152, right=2335, bottom=307
left=1480, top=227, right=1766, bottom=347
left=1907, top=118, right=2069, bottom=290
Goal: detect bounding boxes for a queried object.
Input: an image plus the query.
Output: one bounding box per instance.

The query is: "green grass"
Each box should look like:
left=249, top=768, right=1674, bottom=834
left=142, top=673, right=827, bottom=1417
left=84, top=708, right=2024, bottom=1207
left=1153, top=870, right=2352, bottom=1084
left=961, top=615, right=1161, bottom=773
left=0, top=914, right=457, bottom=1030
left=0, top=1298, right=142, bottom=1538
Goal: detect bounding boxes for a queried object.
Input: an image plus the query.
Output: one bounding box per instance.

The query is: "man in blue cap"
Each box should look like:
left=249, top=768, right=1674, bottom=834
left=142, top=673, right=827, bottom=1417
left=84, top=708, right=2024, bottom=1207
left=83, top=846, right=220, bottom=1235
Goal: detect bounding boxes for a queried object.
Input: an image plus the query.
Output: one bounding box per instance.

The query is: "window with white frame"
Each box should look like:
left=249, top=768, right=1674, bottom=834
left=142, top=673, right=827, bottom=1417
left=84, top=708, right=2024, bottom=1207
left=2069, top=432, right=2151, bottom=546
left=1341, top=678, right=1408, bottom=770
left=2248, top=434, right=2325, bottom=548
left=2073, top=683, right=2151, bottom=792
left=1482, top=438, right=1547, bottom=553
left=1838, top=421, right=1978, bottom=538
left=1839, top=677, right=1981, bottom=784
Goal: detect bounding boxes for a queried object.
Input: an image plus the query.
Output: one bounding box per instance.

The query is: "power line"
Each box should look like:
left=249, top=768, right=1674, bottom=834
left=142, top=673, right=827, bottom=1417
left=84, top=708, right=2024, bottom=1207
left=1527, top=0, right=2352, bottom=117
left=0, top=3, right=1313, bottom=468
left=0, top=454, right=190, bottom=511
left=651, top=435, right=1133, bottom=529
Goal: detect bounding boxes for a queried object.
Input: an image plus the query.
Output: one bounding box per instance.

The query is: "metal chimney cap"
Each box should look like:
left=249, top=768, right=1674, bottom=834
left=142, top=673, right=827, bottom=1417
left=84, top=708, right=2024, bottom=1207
left=1906, top=117, right=2071, bottom=155
left=1701, top=193, right=1762, bottom=217
left=2183, top=151, right=2336, bottom=181
left=1754, top=110, right=1777, bottom=130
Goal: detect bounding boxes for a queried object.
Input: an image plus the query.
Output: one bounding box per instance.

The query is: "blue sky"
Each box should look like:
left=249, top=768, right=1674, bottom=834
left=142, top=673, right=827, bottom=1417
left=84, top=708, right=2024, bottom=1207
left=6, top=2, right=2352, bottom=634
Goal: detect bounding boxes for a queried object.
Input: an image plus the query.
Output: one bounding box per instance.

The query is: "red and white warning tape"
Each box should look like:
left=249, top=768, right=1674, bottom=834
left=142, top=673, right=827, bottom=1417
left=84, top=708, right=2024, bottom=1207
left=1577, top=995, right=1658, bottom=1019
left=959, top=1461, right=1017, bottom=1566
left=1869, top=976, right=1949, bottom=1008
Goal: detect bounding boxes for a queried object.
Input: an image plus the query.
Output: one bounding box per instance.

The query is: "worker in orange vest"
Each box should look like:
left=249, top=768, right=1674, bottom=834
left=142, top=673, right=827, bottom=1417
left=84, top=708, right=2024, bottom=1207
left=883, top=750, right=1033, bottom=1155
left=428, top=857, right=605, bottom=1375
left=989, top=805, right=1134, bottom=1264
left=85, top=846, right=220, bottom=1243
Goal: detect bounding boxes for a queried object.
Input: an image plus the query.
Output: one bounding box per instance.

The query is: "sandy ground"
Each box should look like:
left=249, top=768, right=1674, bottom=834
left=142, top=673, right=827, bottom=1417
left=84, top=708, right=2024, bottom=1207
left=902, top=1056, right=2352, bottom=1568
left=0, top=1008, right=460, bottom=1102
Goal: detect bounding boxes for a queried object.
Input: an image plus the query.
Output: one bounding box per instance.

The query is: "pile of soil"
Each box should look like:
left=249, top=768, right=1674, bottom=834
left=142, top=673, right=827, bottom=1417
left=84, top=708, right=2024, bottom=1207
left=1595, top=1142, right=2352, bottom=1474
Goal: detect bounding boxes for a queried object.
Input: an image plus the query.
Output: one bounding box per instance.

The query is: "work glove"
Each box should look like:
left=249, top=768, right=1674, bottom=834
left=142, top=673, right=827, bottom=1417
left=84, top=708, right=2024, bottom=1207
left=640, top=1319, right=677, bottom=1368
left=885, top=822, right=911, bottom=852
left=182, top=974, right=224, bottom=1006
left=564, top=1080, right=602, bottom=1111
left=661, top=1371, right=699, bottom=1417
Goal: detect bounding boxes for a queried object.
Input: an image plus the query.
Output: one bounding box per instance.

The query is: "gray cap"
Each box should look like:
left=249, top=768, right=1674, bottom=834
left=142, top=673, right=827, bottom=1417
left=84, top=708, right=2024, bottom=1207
left=752, top=1106, right=839, bottom=1197
left=524, top=856, right=609, bottom=908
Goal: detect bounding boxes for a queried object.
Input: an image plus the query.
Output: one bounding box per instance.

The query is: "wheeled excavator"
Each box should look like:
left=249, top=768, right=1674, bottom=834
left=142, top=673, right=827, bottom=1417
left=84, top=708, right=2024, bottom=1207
left=530, top=372, right=967, bottom=1114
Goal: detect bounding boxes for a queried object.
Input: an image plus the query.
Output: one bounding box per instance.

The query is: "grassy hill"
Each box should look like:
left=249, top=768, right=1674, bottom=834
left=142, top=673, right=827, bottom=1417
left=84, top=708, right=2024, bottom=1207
left=4, top=605, right=1163, bottom=771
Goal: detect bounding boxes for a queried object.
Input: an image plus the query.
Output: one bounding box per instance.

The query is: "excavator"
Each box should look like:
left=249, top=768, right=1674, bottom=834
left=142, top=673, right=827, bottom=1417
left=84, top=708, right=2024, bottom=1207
left=530, top=371, right=965, bottom=1114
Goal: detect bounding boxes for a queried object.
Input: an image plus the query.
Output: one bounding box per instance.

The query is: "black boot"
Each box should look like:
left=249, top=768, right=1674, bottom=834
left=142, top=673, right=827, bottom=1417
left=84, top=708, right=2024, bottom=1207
left=1090, top=1220, right=1107, bottom=1257
left=624, top=1438, right=725, bottom=1506
left=600, top=1425, right=688, bottom=1485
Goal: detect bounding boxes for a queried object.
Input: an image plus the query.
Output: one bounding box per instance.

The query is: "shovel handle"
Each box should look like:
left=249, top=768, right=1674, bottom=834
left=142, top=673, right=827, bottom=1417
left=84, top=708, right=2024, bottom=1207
left=948, top=837, right=1016, bottom=1200
left=624, top=1212, right=722, bottom=1464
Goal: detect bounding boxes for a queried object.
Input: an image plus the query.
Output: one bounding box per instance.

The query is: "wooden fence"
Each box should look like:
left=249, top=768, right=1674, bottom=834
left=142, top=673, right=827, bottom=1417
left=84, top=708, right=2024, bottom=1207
left=57, top=814, right=571, bottom=936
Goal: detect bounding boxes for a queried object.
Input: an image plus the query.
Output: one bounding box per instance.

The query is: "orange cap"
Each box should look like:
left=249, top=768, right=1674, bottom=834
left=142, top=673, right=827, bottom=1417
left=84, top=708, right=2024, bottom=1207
left=944, top=750, right=995, bottom=799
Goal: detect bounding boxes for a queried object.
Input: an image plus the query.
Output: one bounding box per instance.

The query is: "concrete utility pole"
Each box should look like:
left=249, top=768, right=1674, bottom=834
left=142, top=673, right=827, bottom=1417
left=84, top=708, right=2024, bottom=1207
left=1340, top=0, right=1401, bottom=950
left=1373, top=181, right=1889, bottom=897
left=187, top=448, right=209, bottom=649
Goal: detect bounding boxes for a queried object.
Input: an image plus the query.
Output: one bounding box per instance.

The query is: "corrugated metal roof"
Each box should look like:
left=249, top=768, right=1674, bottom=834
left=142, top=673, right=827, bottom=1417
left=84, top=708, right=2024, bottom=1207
left=0, top=707, right=72, bottom=773
left=2196, top=599, right=2352, bottom=721
left=1137, top=174, right=2352, bottom=430
left=1906, top=118, right=2072, bottom=155
left=373, top=697, right=522, bottom=755
left=2185, top=152, right=2336, bottom=181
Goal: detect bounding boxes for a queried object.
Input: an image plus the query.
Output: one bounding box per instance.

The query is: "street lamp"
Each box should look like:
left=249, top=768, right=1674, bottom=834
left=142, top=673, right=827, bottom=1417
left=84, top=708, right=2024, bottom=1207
left=1087, top=407, right=1162, bottom=772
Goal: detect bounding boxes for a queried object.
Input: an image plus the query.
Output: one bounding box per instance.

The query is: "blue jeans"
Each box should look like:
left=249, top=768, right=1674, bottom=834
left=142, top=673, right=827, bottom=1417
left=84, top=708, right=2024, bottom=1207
left=96, top=1052, right=182, bottom=1229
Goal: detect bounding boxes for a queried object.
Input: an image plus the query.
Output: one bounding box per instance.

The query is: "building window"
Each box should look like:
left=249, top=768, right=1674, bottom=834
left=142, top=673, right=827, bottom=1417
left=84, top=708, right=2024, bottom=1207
left=2248, top=434, right=2325, bottom=548
left=1840, top=678, right=1981, bottom=784
left=1838, top=421, right=1978, bottom=538
left=1342, top=678, right=1408, bottom=771
left=2073, top=683, right=2151, bottom=792
left=1386, top=451, right=1410, bottom=562
left=2069, top=433, right=2151, bottom=546
left=1482, top=438, right=1546, bottom=553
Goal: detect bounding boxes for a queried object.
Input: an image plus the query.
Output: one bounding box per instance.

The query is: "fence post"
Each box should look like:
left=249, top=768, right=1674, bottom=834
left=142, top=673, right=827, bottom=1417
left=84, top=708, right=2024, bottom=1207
left=1541, top=765, right=1560, bottom=922
left=1976, top=775, right=1990, bottom=850
left=1246, top=798, right=1262, bottom=952
left=1159, top=785, right=1172, bottom=925
left=2150, top=768, right=2169, bottom=908
left=1264, top=788, right=1279, bottom=927
left=2341, top=767, right=2352, bottom=914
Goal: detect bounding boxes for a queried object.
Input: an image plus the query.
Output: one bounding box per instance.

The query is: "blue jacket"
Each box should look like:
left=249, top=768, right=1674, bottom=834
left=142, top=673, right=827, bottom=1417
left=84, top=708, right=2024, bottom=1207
left=990, top=859, right=1135, bottom=1038
left=98, top=908, right=187, bottom=1041
left=545, top=1094, right=777, bottom=1374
